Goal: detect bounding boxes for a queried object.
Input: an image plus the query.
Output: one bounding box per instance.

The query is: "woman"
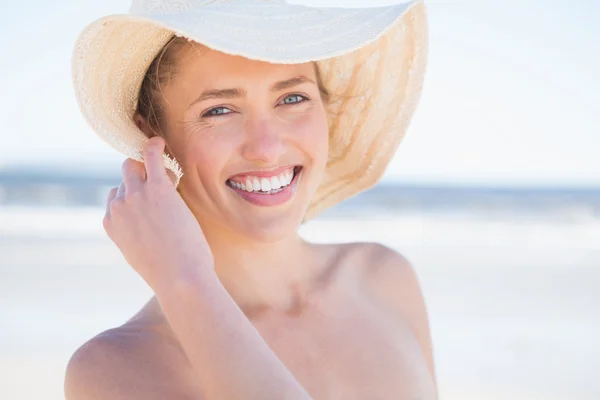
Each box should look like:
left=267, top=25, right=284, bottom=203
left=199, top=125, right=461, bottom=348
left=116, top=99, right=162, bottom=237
left=65, top=0, right=435, bottom=398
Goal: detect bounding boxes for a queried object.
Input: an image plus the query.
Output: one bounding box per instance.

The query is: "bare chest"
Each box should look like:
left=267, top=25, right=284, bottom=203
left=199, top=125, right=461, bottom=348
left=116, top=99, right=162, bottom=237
left=249, top=290, right=436, bottom=400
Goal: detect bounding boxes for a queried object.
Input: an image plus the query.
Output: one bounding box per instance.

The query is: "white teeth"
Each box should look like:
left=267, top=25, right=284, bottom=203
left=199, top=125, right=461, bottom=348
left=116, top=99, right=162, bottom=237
left=260, top=178, right=271, bottom=192
left=229, top=168, right=298, bottom=193
left=270, top=176, right=281, bottom=190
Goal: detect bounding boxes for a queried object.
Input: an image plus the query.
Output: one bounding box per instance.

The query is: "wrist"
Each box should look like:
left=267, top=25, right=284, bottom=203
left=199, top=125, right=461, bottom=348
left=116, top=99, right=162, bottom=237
left=151, top=258, right=218, bottom=296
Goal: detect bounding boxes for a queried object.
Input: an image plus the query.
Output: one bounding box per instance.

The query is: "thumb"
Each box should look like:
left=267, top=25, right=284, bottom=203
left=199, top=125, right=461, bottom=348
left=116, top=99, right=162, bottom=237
left=143, top=136, right=169, bottom=184
left=166, top=169, right=178, bottom=186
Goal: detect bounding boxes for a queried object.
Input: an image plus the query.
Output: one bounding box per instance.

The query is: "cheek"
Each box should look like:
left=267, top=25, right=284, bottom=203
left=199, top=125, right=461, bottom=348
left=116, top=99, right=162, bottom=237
left=287, top=107, right=329, bottom=157
left=177, top=125, right=235, bottom=183
left=285, top=106, right=328, bottom=144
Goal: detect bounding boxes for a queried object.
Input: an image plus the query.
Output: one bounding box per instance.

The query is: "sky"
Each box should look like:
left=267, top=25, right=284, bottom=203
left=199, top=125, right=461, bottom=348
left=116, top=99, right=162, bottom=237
left=0, top=0, right=598, bottom=186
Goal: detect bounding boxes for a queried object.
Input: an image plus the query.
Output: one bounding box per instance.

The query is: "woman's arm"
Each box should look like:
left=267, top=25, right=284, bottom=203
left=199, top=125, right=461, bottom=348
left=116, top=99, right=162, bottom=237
left=88, top=137, right=311, bottom=400
left=64, top=267, right=311, bottom=400
left=154, top=268, right=311, bottom=400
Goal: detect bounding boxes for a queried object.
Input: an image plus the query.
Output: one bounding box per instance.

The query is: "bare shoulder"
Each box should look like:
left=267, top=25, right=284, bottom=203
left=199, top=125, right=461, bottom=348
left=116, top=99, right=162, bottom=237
left=352, top=243, right=428, bottom=323
left=336, top=242, right=437, bottom=385
left=349, top=242, right=419, bottom=297
left=64, top=308, right=201, bottom=399
left=332, top=241, right=416, bottom=290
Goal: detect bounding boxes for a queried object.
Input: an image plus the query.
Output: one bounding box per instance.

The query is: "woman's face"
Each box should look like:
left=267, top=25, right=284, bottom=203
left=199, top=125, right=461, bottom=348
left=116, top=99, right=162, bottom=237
left=153, top=45, right=329, bottom=242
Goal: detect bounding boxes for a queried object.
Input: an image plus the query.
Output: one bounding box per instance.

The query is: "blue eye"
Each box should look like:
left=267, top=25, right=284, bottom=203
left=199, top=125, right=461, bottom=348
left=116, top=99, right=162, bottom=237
left=280, top=94, right=308, bottom=105
left=203, top=107, right=232, bottom=117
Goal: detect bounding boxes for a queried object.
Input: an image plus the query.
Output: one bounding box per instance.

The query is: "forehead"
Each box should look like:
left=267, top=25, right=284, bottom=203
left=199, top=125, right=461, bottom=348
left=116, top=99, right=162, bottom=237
left=175, top=43, right=316, bottom=87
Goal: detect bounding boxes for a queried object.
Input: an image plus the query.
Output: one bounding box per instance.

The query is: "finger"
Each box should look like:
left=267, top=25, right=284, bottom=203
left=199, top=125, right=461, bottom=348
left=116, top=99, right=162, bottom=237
left=122, top=158, right=146, bottom=191
left=107, top=186, right=118, bottom=202
left=104, top=187, right=118, bottom=218
left=116, top=181, right=126, bottom=198
left=143, top=136, right=169, bottom=184
left=166, top=169, right=178, bottom=186
left=163, top=141, right=180, bottom=186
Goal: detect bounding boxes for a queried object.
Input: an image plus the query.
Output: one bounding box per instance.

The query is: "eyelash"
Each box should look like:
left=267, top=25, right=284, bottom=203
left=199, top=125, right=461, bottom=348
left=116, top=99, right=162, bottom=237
left=202, top=94, right=310, bottom=118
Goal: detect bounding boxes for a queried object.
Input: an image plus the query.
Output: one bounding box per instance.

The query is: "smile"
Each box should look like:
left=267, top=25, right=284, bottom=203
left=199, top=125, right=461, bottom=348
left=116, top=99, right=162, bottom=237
left=226, top=166, right=303, bottom=207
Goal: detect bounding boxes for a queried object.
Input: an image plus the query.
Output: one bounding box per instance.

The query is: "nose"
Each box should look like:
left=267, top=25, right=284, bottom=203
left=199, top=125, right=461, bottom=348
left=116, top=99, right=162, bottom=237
left=240, top=116, right=285, bottom=165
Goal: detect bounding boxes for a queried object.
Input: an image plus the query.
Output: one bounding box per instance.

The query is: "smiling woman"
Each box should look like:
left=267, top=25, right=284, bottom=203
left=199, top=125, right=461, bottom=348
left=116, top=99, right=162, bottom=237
left=65, top=0, right=435, bottom=399
left=135, top=38, right=332, bottom=225
left=133, top=43, right=331, bottom=240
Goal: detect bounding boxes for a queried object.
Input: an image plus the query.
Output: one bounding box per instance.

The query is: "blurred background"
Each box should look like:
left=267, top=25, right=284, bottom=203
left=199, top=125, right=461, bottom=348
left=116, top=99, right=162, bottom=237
left=1, top=0, right=599, bottom=399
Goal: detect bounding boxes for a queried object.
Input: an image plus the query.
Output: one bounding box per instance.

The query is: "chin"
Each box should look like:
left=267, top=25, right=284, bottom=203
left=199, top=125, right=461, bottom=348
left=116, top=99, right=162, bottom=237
left=233, top=206, right=308, bottom=243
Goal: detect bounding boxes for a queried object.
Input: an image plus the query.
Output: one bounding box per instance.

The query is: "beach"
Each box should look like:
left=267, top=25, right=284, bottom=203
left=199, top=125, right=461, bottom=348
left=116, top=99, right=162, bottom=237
left=1, top=206, right=599, bottom=399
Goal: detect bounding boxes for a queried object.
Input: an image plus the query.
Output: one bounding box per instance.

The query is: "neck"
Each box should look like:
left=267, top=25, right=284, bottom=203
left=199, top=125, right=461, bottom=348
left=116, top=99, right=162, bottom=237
left=199, top=217, right=318, bottom=316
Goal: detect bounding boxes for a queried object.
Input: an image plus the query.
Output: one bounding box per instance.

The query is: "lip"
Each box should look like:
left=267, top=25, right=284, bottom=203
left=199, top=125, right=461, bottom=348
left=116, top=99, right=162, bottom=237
left=228, top=167, right=302, bottom=207
left=228, top=165, right=298, bottom=181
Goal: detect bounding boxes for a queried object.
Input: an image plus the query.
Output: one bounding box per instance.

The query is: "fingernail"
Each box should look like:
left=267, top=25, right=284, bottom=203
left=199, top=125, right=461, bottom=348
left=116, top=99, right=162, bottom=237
left=146, top=142, right=159, bottom=153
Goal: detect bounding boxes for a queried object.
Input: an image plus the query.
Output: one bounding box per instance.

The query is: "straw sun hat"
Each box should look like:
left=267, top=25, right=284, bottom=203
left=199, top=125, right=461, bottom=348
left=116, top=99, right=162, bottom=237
left=72, top=0, right=429, bottom=220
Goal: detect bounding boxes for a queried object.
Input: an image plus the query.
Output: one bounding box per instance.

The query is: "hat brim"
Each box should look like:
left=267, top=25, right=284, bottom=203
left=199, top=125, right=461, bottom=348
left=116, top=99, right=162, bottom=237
left=72, top=0, right=428, bottom=220
left=131, top=1, right=417, bottom=63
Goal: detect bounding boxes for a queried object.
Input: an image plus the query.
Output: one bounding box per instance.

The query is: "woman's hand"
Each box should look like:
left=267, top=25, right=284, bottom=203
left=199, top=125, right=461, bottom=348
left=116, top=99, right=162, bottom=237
left=103, top=136, right=214, bottom=291
left=103, top=139, right=311, bottom=400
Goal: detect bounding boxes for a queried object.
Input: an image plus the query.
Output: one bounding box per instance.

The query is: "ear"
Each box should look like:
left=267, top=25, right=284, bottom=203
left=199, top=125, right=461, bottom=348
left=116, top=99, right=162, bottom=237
left=134, top=112, right=180, bottom=175
left=134, top=112, right=156, bottom=139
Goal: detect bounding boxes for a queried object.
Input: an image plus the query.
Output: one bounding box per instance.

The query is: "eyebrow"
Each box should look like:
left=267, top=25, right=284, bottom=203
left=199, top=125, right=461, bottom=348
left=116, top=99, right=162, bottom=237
left=188, top=75, right=316, bottom=108
left=271, top=75, right=315, bottom=92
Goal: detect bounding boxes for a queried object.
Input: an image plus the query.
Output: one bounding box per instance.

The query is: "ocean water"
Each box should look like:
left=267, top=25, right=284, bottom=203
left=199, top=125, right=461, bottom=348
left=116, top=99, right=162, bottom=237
left=1, top=203, right=599, bottom=399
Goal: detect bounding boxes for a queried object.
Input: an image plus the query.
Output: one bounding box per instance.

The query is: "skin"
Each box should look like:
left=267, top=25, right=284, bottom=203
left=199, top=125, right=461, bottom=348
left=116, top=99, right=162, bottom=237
left=63, top=45, right=438, bottom=399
